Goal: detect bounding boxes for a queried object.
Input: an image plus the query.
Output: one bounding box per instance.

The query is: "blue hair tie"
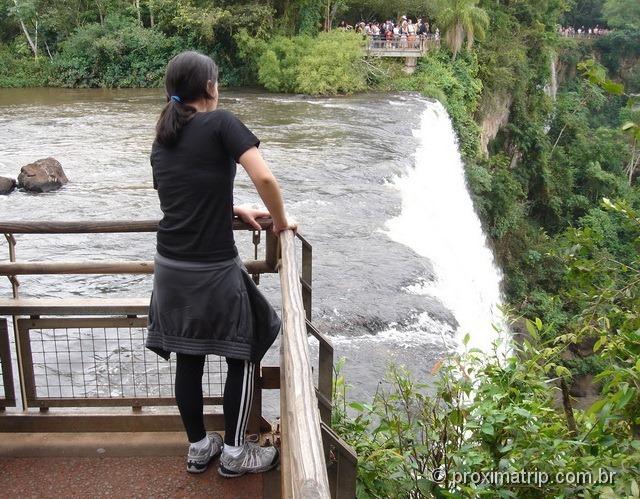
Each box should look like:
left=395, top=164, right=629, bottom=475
left=170, top=95, right=182, bottom=103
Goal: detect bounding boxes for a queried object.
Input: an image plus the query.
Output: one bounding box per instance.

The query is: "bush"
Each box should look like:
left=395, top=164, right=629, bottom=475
left=237, top=30, right=369, bottom=95
left=334, top=317, right=640, bottom=498
left=0, top=44, right=51, bottom=87
left=50, top=15, right=185, bottom=88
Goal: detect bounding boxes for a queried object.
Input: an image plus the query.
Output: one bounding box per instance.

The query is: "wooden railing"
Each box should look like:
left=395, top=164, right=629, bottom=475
left=279, top=230, right=330, bottom=498
left=0, top=219, right=356, bottom=498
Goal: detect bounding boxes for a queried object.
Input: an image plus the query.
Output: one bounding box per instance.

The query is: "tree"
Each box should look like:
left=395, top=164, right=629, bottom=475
left=563, top=0, right=605, bottom=28
left=603, top=0, right=640, bottom=30
left=435, top=0, right=488, bottom=60
left=9, top=0, right=39, bottom=58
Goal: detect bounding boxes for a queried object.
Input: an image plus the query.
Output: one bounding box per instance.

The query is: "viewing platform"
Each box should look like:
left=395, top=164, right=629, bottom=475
left=0, top=220, right=356, bottom=498
left=364, top=34, right=440, bottom=73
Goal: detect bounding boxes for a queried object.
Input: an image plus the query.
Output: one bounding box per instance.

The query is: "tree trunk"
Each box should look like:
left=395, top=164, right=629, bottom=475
left=44, top=39, right=53, bottom=61
left=12, top=1, right=38, bottom=58
left=34, top=18, right=38, bottom=60
left=627, top=140, right=638, bottom=185
left=18, top=18, right=37, bottom=57
left=560, top=378, right=578, bottom=438
left=324, top=0, right=330, bottom=32
left=135, top=0, right=141, bottom=25
left=95, top=1, right=104, bottom=24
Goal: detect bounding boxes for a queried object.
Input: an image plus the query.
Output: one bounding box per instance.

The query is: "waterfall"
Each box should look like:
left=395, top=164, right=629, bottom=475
left=545, top=54, right=558, bottom=101
left=385, top=101, right=506, bottom=353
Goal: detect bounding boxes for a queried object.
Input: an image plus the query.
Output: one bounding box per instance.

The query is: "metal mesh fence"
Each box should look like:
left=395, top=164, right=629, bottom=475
left=23, top=321, right=226, bottom=403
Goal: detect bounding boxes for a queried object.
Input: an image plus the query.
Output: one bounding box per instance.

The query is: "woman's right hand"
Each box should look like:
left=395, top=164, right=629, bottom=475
left=272, top=219, right=298, bottom=234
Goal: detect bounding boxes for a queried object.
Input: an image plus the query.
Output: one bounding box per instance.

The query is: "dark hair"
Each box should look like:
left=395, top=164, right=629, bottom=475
left=155, top=51, right=219, bottom=147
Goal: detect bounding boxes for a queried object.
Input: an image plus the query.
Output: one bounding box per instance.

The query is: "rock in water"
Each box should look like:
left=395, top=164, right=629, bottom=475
left=0, top=176, right=16, bottom=195
left=18, top=157, right=69, bottom=193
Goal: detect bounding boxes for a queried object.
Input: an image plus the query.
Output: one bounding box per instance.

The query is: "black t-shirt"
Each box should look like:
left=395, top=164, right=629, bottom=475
left=151, top=109, right=260, bottom=262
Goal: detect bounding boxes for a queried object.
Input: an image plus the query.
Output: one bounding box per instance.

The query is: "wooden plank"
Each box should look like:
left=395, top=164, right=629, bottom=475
left=321, top=423, right=358, bottom=499
left=0, top=298, right=150, bottom=315
left=16, top=319, right=37, bottom=405
left=305, top=320, right=333, bottom=353
left=18, top=316, right=148, bottom=328
left=280, top=343, right=293, bottom=499
left=0, top=260, right=274, bottom=276
left=315, top=389, right=332, bottom=428
left=0, top=218, right=273, bottom=234
left=298, top=233, right=312, bottom=322
left=279, top=229, right=330, bottom=499
left=261, top=366, right=280, bottom=389
left=25, top=396, right=224, bottom=408
left=0, top=412, right=225, bottom=432
left=265, top=230, right=279, bottom=271
left=0, top=319, right=16, bottom=407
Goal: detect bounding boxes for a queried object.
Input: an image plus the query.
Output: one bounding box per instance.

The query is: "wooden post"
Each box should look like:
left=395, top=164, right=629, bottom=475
left=279, top=230, right=330, bottom=499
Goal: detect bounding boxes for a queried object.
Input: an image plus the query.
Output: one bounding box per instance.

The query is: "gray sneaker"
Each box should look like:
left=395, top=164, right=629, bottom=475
left=218, top=441, right=280, bottom=478
left=186, top=432, right=223, bottom=474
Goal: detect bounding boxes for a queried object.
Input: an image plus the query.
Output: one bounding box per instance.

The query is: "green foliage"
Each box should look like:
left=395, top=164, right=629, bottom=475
left=50, top=15, right=184, bottom=88
left=563, top=0, right=606, bottom=27
left=0, top=43, right=50, bottom=86
left=603, top=0, right=640, bottom=30
left=238, top=30, right=369, bottom=95
left=434, top=0, right=489, bottom=59
left=334, top=317, right=640, bottom=497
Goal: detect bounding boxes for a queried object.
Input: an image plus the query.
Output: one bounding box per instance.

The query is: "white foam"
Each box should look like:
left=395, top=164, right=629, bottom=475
left=331, top=311, right=454, bottom=349
left=384, top=101, right=507, bottom=354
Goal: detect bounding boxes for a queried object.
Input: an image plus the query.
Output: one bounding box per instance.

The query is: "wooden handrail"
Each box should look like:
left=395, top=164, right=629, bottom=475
left=0, top=260, right=274, bottom=275
left=0, top=218, right=273, bottom=234
left=279, top=229, right=330, bottom=499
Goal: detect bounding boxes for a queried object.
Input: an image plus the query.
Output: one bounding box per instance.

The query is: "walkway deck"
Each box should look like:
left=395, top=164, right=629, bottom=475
left=0, top=432, right=279, bottom=497
left=0, top=456, right=274, bottom=497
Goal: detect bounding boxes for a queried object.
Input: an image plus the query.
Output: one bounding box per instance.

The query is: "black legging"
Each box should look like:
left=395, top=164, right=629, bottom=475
left=175, top=353, right=255, bottom=446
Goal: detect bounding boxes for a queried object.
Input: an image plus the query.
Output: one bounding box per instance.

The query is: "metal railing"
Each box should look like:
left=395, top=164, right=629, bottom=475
left=365, top=34, right=440, bottom=54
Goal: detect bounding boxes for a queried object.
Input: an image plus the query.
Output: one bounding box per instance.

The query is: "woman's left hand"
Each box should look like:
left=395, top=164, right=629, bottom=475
left=234, top=206, right=271, bottom=230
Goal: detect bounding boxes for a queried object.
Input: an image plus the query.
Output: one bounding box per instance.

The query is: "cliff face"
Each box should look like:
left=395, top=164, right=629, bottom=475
left=479, top=53, right=565, bottom=156
left=479, top=92, right=512, bottom=156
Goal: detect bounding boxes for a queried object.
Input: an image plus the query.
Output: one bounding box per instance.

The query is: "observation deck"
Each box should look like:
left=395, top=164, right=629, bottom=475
left=0, top=220, right=356, bottom=498
left=364, top=34, right=440, bottom=73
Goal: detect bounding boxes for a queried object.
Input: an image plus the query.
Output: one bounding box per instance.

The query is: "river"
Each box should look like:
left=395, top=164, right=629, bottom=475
left=0, top=88, right=504, bottom=403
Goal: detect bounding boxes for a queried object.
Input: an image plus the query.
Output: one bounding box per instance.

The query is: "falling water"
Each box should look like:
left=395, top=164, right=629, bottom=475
left=545, top=54, right=558, bottom=101
left=385, top=100, right=506, bottom=352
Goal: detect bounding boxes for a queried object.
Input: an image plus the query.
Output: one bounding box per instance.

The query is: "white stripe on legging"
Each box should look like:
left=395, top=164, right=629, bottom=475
left=234, top=361, right=255, bottom=446
left=241, top=363, right=255, bottom=444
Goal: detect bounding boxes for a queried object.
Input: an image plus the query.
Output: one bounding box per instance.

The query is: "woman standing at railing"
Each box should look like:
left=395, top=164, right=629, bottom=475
left=146, top=51, right=295, bottom=478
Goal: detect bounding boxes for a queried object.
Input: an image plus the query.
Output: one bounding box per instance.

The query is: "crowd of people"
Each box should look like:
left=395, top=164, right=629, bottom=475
left=557, top=25, right=612, bottom=37
left=339, top=16, right=439, bottom=49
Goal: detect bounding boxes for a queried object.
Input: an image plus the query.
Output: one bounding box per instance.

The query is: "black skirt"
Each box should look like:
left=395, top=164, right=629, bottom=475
left=146, top=252, right=281, bottom=362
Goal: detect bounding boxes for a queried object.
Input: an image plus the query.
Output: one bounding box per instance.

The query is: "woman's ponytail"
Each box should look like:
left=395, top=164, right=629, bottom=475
left=155, top=51, right=219, bottom=147
left=155, top=99, right=196, bottom=147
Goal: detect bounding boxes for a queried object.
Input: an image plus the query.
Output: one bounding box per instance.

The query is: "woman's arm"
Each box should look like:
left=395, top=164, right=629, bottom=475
left=237, top=146, right=297, bottom=234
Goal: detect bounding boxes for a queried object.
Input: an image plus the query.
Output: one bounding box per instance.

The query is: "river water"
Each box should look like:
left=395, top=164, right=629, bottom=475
left=0, top=88, right=504, bottom=402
